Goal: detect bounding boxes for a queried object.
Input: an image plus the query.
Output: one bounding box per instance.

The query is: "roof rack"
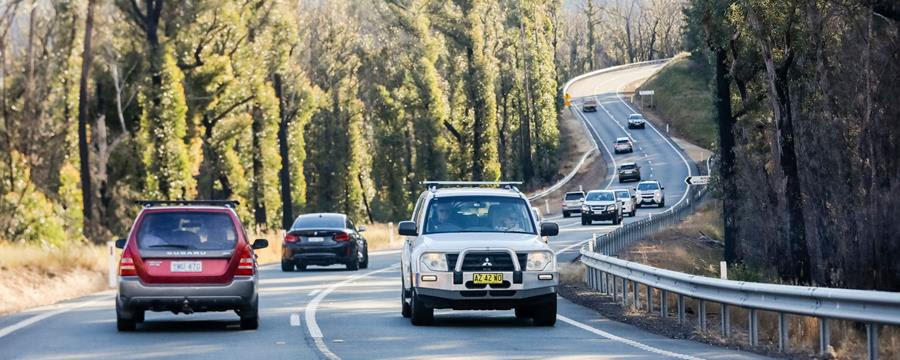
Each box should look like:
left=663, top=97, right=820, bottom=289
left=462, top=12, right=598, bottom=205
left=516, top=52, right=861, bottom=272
left=421, top=181, right=523, bottom=192
left=134, top=200, right=240, bottom=208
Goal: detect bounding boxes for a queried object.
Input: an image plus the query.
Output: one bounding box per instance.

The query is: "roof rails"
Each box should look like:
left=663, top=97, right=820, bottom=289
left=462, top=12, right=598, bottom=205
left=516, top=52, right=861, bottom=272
left=135, top=200, right=240, bottom=208
left=421, top=181, right=523, bottom=192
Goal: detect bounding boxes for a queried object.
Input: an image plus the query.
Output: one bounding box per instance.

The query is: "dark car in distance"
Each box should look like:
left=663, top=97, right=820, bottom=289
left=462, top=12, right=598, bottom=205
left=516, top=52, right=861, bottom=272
left=618, top=162, right=642, bottom=183
left=282, top=213, right=369, bottom=271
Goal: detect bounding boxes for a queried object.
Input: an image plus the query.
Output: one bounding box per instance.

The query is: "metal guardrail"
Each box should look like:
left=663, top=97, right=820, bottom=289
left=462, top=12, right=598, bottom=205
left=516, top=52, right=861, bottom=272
left=580, top=181, right=898, bottom=359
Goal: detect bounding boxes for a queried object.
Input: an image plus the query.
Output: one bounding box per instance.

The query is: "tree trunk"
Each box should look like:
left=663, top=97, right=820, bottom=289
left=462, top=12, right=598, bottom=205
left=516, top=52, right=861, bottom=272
left=274, top=74, right=293, bottom=230
left=78, top=0, right=97, bottom=237
left=713, top=49, right=739, bottom=263
left=251, top=105, right=267, bottom=226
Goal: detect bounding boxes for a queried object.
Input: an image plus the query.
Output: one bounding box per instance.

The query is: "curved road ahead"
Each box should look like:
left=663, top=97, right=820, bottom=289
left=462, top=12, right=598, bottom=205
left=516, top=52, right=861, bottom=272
left=0, top=63, right=763, bottom=360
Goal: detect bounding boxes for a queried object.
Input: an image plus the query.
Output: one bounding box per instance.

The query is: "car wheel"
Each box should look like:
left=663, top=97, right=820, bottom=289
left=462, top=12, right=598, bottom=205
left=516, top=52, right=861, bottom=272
left=133, top=309, right=145, bottom=323
left=239, top=296, right=260, bottom=330
left=410, top=290, right=434, bottom=326
left=631, top=209, right=636, bottom=217
left=515, top=306, right=534, bottom=319
left=297, top=263, right=307, bottom=271
left=281, top=261, right=294, bottom=272
left=346, top=256, right=360, bottom=271
left=401, top=287, right=412, bottom=318
left=581, top=216, right=589, bottom=226
left=618, top=178, right=623, bottom=183
left=116, top=298, right=137, bottom=331
left=532, top=298, right=557, bottom=326
left=660, top=201, right=665, bottom=208
left=360, top=247, right=369, bottom=269
left=563, top=211, right=569, bottom=218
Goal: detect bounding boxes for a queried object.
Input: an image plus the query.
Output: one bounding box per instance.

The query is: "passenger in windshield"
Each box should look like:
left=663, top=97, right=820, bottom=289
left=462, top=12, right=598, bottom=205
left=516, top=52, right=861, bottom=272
left=494, top=206, right=526, bottom=232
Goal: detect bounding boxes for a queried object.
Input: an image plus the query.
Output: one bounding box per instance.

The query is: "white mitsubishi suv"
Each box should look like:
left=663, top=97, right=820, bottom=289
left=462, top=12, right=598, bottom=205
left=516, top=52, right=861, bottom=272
left=398, top=182, right=560, bottom=326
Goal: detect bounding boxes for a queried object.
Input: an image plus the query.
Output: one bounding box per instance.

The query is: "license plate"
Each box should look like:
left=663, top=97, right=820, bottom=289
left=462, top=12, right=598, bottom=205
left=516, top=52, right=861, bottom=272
left=171, top=261, right=202, bottom=272
left=307, top=237, right=324, bottom=243
left=473, top=273, right=503, bottom=284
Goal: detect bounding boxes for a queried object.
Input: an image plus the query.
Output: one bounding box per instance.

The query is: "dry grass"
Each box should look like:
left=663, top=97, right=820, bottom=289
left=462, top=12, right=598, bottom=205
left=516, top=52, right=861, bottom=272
left=608, top=200, right=900, bottom=358
left=0, top=242, right=109, bottom=315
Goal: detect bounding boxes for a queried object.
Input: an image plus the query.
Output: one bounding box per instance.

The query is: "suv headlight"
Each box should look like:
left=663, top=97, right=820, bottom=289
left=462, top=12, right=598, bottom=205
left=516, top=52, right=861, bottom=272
left=606, top=204, right=616, bottom=211
left=526, top=251, right=554, bottom=271
left=420, top=253, right=448, bottom=272
left=581, top=205, right=589, bottom=211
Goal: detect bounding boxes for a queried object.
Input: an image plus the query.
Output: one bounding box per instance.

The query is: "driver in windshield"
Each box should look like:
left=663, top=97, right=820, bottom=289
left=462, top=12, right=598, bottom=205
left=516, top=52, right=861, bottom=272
left=494, top=206, right=526, bottom=232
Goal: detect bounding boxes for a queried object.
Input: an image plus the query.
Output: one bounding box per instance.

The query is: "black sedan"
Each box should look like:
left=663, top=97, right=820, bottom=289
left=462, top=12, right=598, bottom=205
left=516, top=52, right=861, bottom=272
left=282, top=213, right=369, bottom=271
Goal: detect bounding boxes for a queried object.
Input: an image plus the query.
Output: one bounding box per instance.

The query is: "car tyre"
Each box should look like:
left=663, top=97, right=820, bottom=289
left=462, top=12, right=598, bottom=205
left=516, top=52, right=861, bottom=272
left=401, top=288, right=412, bottom=318
left=297, top=263, right=307, bottom=271
left=281, top=261, right=294, bottom=272
left=346, top=256, right=360, bottom=271
left=360, top=247, right=369, bottom=269
left=239, top=296, right=259, bottom=330
left=581, top=216, right=589, bottom=226
left=659, top=200, right=665, bottom=208
left=116, top=298, right=137, bottom=331
left=532, top=299, right=557, bottom=326
left=563, top=211, right=569, bottom=218
left=410, top=290, right=433, bottom=326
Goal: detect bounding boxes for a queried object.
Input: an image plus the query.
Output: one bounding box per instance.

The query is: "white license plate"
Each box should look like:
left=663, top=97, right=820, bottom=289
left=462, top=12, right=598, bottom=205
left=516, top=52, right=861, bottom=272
left=307, top=237, right=324, bottom=243
left=171, top=261, right=202, bottom=272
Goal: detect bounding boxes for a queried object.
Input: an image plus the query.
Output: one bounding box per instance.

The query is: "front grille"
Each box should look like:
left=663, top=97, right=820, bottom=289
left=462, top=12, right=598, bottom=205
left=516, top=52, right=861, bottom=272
left=461, top=252, right=514, bottom=271
left=447, top=252, right=528, bottom=271
left=465, top=281, right=511, bottom=289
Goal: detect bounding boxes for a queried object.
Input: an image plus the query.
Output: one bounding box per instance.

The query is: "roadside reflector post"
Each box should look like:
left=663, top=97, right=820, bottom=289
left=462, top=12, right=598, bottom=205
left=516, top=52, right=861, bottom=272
left=720, top=261, right=728, bottom=279
left=388, top=222, right=395, bottom=247
left=666, top=124, right=669, bottom=133
left=590, top=233, right=596, bottom=253
left=544, top=199, right=550, bottom=215
left=107, top=241, right=116, bottom=288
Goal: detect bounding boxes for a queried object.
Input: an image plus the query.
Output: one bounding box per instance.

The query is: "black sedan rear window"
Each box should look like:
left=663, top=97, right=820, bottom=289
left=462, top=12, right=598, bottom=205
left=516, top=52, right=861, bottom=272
left=137, top=212, right=237, bottom=250
left=292, top=215, right=344, bottom=229
left=620, top=164, right=636, bottom=170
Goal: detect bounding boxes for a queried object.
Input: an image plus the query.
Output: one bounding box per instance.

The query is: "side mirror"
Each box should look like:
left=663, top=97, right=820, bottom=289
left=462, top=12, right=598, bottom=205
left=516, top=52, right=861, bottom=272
left=357, top=226, right=367, bottom=232
left=398, top=221, right=418, bottom=236
left=661, top=187, right=665, bottom=190
left=252, top=239, right=269, bottom=249
left=540, top=222, right=559, bottom=237
left=115, top=239, right=126, bottom=249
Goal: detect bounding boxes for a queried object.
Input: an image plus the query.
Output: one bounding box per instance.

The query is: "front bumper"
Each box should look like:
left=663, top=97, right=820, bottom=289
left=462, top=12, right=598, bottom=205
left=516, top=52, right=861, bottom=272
left=413, top=270, right=557, bottom=308
left=118, top=276, right=256, bottom=311
left=628, top=121, right=646, bottom=128
left=637, top=195, right=662, bottom=204
left=416, top=288, right=556, bottom=310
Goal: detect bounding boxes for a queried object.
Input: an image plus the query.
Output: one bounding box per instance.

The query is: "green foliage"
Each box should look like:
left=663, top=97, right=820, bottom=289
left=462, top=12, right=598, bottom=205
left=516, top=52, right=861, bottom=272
left=138, top=47, right=196, bottom=200
left=638, top=53, right=718, bottom=149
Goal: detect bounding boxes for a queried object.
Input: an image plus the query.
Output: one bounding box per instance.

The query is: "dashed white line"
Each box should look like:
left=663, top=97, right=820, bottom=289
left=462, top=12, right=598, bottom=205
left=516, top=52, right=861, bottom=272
left=0, top=294, right=111, bottom=339
left=308, top=289, right=321, bottom=297
left=290, top=313, right=301, bottom=327
left=558, top=315, right=704, bottom=360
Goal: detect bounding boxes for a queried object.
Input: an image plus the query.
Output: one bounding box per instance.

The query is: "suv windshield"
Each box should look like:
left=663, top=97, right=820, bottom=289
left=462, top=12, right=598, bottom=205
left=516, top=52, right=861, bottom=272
left=615, top=190, right=630, bottom=199
left=137, top=212, right=237, bottom=250
left=424, top=196, right=535, bottom=234
left=638, top=183, right=660, bottom=190
left=585, top=192, right=615, bottom=201
left=628, top=114, right=643, bottom=120
left=565, top=193, right=583, bottom=200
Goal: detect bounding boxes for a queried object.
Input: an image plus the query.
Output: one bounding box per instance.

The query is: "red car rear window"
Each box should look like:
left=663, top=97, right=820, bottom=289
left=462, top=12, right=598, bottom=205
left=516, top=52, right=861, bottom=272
left=137, top=212, right=237, bottom=250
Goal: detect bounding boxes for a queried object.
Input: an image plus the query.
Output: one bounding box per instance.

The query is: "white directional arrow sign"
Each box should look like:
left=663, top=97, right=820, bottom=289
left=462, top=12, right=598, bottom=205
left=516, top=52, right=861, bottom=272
left=685, top=175, right=710, bottom=185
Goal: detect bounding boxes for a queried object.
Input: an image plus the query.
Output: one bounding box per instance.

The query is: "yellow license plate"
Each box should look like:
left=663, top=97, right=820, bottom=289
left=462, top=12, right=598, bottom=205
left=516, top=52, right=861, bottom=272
left=473, top=273, right=504, bottom=284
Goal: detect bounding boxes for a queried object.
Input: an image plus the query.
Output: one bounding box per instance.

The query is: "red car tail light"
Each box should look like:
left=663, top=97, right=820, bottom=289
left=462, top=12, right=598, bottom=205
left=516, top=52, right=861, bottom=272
left=236, top=246, right=255, bottom=276
left=333, top=232, right=350, bottom=241
left=284, top=233, right=299, bottom=243
left=119, top=251, right=137, bottom=276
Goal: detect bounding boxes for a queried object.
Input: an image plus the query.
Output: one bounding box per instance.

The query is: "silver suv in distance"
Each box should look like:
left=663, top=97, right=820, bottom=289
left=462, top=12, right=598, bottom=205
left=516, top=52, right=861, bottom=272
left=398, top=182, right=560, bottom=326
left=562, top=191, right=585, bottom=218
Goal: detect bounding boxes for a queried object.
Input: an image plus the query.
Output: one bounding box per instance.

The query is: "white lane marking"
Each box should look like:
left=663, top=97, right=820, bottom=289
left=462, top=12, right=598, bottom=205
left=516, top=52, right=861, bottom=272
left=368, top=249, right=401, bottom=256
left=553, top=239, right=591, bottom=255
left=305, top=264, right=399, bottom=360
left=308, top=289, right=322, bottom=297
left=558, top=315, right=704, bottom=360
left=574, top=105, right=617, bottom=190
left=597, top=97, right=636, bottom=143
left=0, top=294, right=111, bottom=339
left=290, top=313, right=301, bottom=327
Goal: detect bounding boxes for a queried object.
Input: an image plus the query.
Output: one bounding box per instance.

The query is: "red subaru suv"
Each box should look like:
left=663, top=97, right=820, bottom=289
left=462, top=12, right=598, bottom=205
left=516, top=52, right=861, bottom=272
left=114, top=200, right=268, bottom=331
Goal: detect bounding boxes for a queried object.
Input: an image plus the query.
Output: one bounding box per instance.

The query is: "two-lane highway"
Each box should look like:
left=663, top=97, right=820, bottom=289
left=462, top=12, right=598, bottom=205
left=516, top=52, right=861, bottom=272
left=0, top=63, right=764, bottom=360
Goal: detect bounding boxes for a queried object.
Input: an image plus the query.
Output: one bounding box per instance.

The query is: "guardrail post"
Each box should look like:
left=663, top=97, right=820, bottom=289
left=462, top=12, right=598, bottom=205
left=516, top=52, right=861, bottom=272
left=621, top=277, right=629, bottom=306
left=698, top=299, right=707, bottom=332
left=677, top=294, right=685, bottom=324
left=866, top=323, right=879, bottom=360
left=778, top=312, right=789, bottom=353
left=818, top=318, right=830, bottom=355
left=632, top=281, right=640, bottom=309
left=749, top=309, right=759, bottom=347
left=590, top=233, right=596, bottom=253
left=721, top=304, right=731, bottom=337
left=646, top=286, right=653, bottom=313
left=660, top=290, right=668, bottom=318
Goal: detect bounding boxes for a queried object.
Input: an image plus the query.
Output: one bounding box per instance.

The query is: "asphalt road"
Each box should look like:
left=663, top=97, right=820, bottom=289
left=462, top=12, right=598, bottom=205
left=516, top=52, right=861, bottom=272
left=0, top=63, right=764, bottom=360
